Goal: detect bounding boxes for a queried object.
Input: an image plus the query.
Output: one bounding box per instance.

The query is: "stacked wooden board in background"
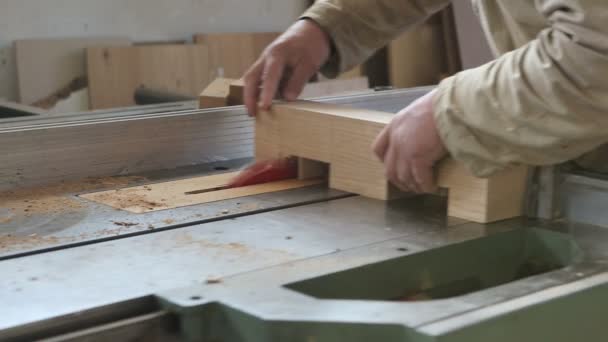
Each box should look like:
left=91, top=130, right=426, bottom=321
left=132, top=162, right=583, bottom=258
left=86, top=33, right=282, bottom=109
left=87, top=44, right=211, bottom=109
left=14, top=37, right=131, bottom=105
left=11, top=6, right=462, bottom=112
left=194, top=32, right=279, bottom=80
left=388, top=7, right=461, bottom=89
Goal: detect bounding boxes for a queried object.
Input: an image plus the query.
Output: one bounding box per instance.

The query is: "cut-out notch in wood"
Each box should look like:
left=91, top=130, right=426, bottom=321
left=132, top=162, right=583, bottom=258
left=255, top=101, right=529, bottom=224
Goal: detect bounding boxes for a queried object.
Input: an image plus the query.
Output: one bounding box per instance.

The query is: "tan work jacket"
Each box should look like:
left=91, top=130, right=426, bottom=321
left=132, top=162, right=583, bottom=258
left=303, top=0, right=608, bottom=176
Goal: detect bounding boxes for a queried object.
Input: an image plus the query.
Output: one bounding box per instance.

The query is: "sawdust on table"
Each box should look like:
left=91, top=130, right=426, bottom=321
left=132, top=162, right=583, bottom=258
left=112, top=221, right=138, bottom=227
left=211, top=202, right=263, bottom=218
left=0, top=234, right=62, bottom=250
left=173, top=232, right=295, bottom=260
left=0, top=178, right=271, bottom=252
left=0, top=175, right=147, bottom=251
left=174, top=232, right=249, bottom=253
left=0, top=175, right=146, bottom=222
left=205, top=277, right=223, bottom=284
left=86, top=187, right=169, bottom=212
left=0, top=222, right=146, bottom=251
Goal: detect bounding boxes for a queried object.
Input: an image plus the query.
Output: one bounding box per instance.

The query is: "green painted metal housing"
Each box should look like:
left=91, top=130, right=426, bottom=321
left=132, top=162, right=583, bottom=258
left=161, top=227, right=608, bottom=341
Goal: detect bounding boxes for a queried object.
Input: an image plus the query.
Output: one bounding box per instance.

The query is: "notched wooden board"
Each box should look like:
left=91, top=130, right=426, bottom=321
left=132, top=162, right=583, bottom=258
left=256, top=101, right=529, bottom=224
left=80, top=172, right=323, bottom=213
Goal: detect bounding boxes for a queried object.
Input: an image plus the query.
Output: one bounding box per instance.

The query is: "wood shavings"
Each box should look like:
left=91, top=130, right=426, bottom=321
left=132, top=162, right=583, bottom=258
left=174, top=233, right=249, bottom=254
left=205, top=277, right=223, bottom=284
left=212, top=203, right=263, bottom=218
left=85, top=188, right=168, bottom=212
left=112, top=221, right=138, bottom=227
left=0, top=221, right=147, bottom=252
left=0, top=234, right=63, bottom=250
left=0, top=175, right=146, bottom=219
left=0, top=175, right=148, bottom=253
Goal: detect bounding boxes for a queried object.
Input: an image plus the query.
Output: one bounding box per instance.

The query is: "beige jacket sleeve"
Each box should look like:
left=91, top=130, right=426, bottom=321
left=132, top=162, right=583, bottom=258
left=434, top=0, right=608, bottom=176
left=301, top=0, right=450, bottom=77
left=304, top=0, right=608, bottom=177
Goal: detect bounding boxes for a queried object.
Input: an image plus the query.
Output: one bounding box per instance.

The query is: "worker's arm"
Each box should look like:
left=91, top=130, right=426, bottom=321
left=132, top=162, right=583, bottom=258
left=302, top=0, right=450, bottom=77
left=434, top=0, right=608, bottom=177
left=243, top=0, right=450, bottom=116
left=375, top=0, right=608, bottom=193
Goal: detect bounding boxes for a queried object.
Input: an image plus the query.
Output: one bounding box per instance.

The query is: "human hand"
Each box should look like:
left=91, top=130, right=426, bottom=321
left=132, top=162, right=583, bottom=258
left=243, top=19, right=331, bottom=116
left=372, top=89, right=448, bottom=193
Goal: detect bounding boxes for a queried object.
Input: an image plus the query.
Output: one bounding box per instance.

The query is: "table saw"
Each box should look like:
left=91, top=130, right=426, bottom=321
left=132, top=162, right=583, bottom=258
left=1, top=88, right=607, bottom=341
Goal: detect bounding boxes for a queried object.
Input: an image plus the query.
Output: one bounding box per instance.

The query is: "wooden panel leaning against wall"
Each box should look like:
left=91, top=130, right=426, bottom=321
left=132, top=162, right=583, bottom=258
left=14, top=37, right=131, bottom=107
left=87, top=45, right=212, bottom=109
left=388, top=5, right=462, bottom=89
left=306, top=0, right=461, bottom=88
left=194, top=32, right=280, bottom=80
left=86, top=33, right=281, bottom=110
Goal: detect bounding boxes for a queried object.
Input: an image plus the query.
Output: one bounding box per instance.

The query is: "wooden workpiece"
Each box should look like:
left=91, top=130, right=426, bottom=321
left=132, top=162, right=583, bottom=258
left=255, top=101, right=528, bottom=223
left=198, top=78, right=245, bottom=109
left=200, top=77, right=370, bottom=109
left=199, top=78, right=241, bottom=109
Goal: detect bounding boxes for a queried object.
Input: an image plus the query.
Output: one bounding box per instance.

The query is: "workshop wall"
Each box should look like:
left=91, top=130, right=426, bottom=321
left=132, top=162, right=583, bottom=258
left=0, top=0, right=307, bottom=101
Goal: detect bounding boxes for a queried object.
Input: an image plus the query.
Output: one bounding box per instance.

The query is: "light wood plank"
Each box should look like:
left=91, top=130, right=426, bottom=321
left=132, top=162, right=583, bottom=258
left=81, top=172, right=323, bottom=213
left=199, top=78, right=238, bottom=109
left=15, top=37, right=130, bottom=105
left=388, top=19, right=445, bottom=88
left=194, top=32, right=279, bottom=80
left=87, top=45, right=211, bottom=109
left=256, top=101, right=529, bottom=223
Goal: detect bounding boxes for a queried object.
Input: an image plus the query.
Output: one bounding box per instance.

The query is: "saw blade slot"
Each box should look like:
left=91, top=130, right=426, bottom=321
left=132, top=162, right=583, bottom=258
left=184, top=186, right=229, bottom=195
left=80, top=172, right=324, bottom=213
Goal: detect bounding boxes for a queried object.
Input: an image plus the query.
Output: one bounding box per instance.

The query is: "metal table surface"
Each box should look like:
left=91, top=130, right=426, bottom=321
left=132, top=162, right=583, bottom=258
left=2, top=192, right=608, bottom=337
left=0, top=195, right=444, bottom=330
left=0, top=88, right=434, bottom=259
left=3, top=87, right=608, bottom=340
left=0, top=159, right=351, bottom=259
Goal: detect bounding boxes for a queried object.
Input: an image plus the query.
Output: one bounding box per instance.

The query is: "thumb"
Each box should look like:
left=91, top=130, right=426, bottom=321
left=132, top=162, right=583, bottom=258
left=372, top=126, right=390, bottom=161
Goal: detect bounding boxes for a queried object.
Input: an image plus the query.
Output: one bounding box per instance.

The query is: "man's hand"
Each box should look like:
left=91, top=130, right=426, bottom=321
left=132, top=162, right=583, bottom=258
left=372, top=89, right=448, bottom=194
left=243, top=19, right=331, bottom=116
